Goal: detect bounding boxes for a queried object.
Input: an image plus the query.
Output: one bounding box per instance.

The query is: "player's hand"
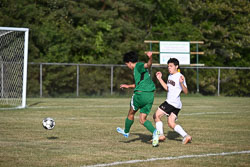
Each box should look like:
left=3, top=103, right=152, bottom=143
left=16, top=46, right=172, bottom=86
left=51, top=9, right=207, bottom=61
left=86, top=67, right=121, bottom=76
left=179, top=75, right=185, bottom=83
left=120, top=84, right=129, bottom=89
left=146, top=51, right=152, bottom=59
left=156, top=71, right=162, bottom=80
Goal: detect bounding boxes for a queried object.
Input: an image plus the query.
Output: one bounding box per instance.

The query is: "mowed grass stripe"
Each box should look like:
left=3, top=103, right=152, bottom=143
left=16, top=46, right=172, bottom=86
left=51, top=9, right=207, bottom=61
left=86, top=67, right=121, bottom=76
left=0, top=96, right=249, bottom=167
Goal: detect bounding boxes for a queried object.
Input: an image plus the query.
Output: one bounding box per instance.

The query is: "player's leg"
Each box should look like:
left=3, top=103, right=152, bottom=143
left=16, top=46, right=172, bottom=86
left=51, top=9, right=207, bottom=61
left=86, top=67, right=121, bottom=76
left=154, top=101, right=174, bottom=141
left=153, top=108, right=167, bottom=141
left=139, top=112, right=160, bottom=147
left=139, top=92, right=156, bottom=134
left=139, top=113, right=155, bottom=133
left=117, top=94, right=138, bottom=138
left=139, top=93, right=160, bottom=147
left=125, top=106, right=137, bottom=133
left=117, top=106, right=136, bottom=138
left=168, top=113, right=192, bottom=144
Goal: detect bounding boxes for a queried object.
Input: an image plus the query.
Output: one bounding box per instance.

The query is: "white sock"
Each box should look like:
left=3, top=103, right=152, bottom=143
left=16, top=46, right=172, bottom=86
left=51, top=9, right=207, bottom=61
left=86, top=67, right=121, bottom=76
left=156, top=121, right=164, bottom=135
left=174, top=125, right=187, bottom=138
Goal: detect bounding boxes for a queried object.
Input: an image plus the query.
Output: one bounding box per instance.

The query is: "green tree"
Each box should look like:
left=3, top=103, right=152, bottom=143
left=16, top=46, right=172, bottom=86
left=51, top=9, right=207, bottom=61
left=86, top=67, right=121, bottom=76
left=1, top=0, right=249, bottom=96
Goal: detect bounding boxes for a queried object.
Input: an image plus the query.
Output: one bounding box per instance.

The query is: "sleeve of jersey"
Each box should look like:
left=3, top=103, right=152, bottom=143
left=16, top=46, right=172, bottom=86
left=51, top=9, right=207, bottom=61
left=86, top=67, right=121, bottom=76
left=136, top=62, right=146, bottom=74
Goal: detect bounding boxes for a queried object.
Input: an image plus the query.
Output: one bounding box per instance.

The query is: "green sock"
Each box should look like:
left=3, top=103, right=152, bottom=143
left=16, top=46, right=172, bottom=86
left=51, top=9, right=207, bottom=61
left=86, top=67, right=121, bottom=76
left=124, top=118, right=134, bottom=133
left=143, top=120, right=156, bottom=134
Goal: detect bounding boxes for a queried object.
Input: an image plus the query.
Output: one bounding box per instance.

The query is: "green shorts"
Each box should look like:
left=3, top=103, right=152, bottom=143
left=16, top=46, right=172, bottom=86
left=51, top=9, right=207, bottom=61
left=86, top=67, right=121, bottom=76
left=130, top=91, right=154, bottom=115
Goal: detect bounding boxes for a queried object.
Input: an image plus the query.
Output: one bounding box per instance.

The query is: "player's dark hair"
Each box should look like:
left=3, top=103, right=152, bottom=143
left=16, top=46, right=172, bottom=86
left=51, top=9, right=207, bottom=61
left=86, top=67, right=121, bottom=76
left=168, top=58, right=180, bottom=69
left=123, top=51, right=138, bottom=63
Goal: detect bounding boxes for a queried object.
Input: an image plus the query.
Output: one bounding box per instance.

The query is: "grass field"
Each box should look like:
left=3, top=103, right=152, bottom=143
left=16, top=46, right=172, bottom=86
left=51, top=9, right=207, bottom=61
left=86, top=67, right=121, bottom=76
left=0, top=96, right=250, bottom=167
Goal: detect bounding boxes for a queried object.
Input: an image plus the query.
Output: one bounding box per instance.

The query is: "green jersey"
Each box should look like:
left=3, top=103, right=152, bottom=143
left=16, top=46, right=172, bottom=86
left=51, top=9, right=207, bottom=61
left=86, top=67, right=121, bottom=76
left=133, top=62, right=156, bottom=92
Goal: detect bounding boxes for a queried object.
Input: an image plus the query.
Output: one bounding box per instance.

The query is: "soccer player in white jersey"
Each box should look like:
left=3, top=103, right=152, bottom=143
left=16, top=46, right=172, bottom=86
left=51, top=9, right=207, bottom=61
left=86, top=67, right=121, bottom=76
left=153, top=58, right=192, bottom=144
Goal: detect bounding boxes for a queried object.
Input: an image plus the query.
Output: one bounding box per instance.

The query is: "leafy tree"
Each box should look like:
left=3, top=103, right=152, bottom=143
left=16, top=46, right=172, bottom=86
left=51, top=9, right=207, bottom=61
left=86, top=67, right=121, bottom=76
left=0, top=0, right=249, bottom=96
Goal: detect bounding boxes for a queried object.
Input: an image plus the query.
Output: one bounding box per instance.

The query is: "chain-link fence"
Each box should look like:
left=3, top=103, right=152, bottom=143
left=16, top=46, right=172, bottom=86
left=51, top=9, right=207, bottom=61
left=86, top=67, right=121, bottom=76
left=27, top=63, right=250, bottom=97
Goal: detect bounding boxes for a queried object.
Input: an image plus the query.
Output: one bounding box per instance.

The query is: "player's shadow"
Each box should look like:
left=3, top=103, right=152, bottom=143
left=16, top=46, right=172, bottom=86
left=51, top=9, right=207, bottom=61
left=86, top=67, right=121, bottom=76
left=119, top=131, right=182, bottom=144
left=120, top=133, right=152, bottom=144
left=166, top=131, right=182, bottom=141
left=28, top=101, right=43, bottom=107
left=47, top=136, right=59, bottom=140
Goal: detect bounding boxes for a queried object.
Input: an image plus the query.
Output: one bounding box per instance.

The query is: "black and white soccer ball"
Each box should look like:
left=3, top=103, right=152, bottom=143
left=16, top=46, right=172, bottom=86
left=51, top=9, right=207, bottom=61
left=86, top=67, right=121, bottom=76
left=42, top=117, right=55, bottom=130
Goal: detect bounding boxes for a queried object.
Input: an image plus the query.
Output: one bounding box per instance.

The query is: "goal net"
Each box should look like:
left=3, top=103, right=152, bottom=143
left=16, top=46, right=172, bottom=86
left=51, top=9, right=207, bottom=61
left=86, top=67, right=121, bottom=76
left=0, top=27, right=29, bottom=109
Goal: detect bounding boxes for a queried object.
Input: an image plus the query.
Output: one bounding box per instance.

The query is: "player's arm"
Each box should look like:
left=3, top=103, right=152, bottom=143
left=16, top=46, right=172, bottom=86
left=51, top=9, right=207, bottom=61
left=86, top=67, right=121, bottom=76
left=156, top=71, right=168, bottom=91
left=180, top=75, right=188, bottom=94
left=144, top=52, right=153, bottom=69
left=120, top=84, right=135, bottom=89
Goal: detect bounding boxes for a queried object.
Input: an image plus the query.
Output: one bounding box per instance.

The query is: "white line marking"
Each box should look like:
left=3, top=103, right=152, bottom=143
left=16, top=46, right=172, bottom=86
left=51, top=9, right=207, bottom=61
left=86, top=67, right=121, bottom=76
left=181, top=111, right=233, bottom=116
left=28, top=105, right=129, bottom=109
left=181, top=110, right=250, bottom=116
left=81, top=150, right=250, bottom=167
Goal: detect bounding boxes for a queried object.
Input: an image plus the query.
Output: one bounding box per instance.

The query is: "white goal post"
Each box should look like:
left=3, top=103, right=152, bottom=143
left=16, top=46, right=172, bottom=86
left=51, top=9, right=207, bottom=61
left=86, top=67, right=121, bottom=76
left=0, top=27, right=29, bottom=109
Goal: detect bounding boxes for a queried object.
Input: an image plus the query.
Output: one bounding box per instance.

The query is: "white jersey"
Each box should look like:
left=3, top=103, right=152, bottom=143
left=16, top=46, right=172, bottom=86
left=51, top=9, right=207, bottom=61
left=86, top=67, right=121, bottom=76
left=166, top=72, right=187, bottom=109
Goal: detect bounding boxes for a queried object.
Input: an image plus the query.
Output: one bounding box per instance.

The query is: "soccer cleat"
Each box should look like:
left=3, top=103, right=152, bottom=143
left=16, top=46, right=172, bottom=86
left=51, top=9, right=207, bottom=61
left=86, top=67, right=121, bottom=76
left=152, top=129, right=160, bottom=147
left=150, top=135, right=166, bottom=143
left=150, top=134, right=166, bottom=143
left=117, top=127, right=129, bottom=138
left=182, top=135, right=192, bottom=144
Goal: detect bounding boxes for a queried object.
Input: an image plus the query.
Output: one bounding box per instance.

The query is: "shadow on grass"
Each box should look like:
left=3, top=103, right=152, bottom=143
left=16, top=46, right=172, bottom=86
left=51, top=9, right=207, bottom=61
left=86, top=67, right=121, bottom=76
left=166, top=131, right=182, bottom=141
left=47, top=136, right=59, bottom=140
left=28, top=101, right=44, bottom=107
left=119, top=131, right=182, bottom=144
left=120, top=133, right=152, bottom=144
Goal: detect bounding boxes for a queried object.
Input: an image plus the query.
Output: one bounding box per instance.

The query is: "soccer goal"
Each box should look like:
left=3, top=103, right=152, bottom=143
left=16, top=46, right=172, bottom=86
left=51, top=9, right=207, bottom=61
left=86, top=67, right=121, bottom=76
left=0, top=27, right=29, bottom=109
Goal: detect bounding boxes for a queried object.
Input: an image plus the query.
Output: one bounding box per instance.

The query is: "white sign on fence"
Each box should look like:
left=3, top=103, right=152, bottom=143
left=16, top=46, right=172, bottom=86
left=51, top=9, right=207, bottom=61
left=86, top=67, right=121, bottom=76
left=160, top=41, right=190, bottom=65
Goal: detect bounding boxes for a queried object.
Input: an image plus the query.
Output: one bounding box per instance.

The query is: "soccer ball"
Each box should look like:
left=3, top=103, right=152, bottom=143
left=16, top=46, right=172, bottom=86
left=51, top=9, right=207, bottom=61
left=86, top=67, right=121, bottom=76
left=42, top=117, right=55, bottom=130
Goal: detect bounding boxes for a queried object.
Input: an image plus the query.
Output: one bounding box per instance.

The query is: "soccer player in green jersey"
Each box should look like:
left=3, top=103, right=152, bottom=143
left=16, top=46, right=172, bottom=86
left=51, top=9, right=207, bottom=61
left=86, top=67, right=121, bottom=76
left=116, top=51, right=160, bottom=147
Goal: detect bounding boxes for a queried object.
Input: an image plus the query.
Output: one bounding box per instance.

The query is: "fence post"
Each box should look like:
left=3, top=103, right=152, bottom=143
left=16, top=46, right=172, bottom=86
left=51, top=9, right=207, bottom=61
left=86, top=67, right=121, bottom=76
left=150, top=42, right=153, bottom=78
left=40, top=63, right=43, bottom=97
left=218, top=68, right=221, bottom=96
left=76, top=65, right=79, bottom=97
left=196, top=43, right=199, bottom=93
left=1, top=63, right=3, bottom=98
left=111, top=65, right=113, bottom=95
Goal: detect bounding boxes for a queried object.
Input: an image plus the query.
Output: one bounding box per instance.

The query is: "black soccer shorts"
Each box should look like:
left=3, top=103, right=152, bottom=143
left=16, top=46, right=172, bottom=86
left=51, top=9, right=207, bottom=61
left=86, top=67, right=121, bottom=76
left=158, top=101, right=180, bottom=116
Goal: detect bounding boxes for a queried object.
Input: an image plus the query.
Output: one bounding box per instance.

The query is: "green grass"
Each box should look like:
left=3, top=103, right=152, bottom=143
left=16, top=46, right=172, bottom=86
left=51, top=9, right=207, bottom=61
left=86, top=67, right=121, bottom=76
left=0, top=96, right=250, bottom=167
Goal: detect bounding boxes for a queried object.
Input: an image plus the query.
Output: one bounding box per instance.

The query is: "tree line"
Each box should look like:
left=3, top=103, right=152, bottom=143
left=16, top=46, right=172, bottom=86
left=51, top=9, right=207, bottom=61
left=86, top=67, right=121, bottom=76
left=0, top=0, right=249, bottom=96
